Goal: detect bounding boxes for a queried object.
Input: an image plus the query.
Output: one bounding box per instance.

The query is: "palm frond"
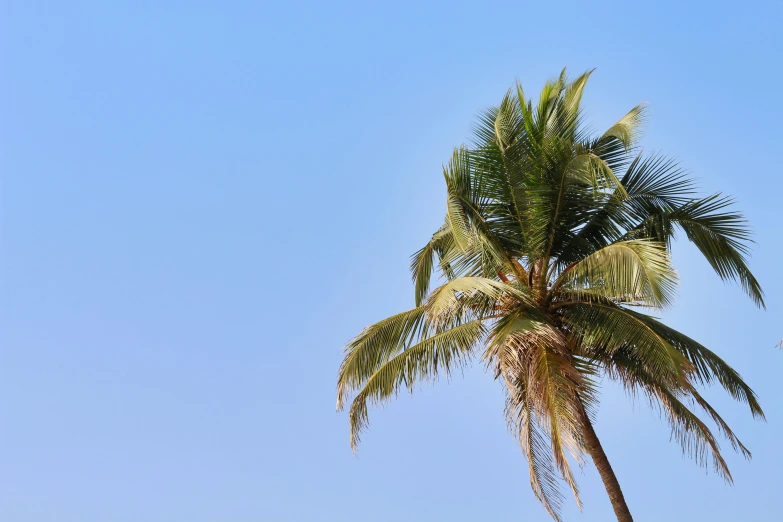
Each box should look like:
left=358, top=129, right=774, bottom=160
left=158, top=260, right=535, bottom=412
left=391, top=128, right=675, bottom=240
left=599, top=104, right=647, bottom=151
left=690, top=389, right=751, bottom=459
left=559, top=301, right=691, bottom=384
left=602, top=345, right=734, bottom=481
left=670, top=194, right=764, bottom=307
left=347, top=319, right=487, bottom=450
left=490, top=311, right=585, bottom=518
left=508, top=378, right=566, bottom=522
left=553, top=240, right=678, bottom=308
left=562, top=154, right=694, bottom=265
left=629, top=314, right=765, bottom=419
left=410, top=224, right=455, bottom=306
left=596, top=347, right=749, bottom=482
left=425, top=276, right=531, bottom=323
left=564, top=152, right=627, bottom=197
left=337, top=307, right=429, bottom=410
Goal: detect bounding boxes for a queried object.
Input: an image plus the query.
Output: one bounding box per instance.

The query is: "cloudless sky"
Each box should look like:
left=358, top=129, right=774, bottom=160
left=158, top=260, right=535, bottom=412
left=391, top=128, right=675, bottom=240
left=2, top=1, right=782, bottom=521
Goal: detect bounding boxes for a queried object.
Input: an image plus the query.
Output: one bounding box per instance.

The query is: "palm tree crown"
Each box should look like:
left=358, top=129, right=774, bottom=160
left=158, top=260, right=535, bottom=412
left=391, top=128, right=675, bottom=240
left=336, top=69, right=764, bottom=522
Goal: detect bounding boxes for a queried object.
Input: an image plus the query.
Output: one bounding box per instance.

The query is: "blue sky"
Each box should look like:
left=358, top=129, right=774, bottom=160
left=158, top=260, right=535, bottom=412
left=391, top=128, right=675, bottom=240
left=2, top=1, right=782, bottom=521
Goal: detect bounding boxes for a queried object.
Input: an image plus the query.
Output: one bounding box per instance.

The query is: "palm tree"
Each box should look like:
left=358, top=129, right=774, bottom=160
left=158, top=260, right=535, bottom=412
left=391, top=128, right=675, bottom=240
left=336, top=69, right=764, bottom=522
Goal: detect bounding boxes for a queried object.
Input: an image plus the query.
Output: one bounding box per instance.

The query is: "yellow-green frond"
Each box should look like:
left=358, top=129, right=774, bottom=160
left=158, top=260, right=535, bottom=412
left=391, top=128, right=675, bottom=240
left=337, top=307, right=428, bottom=410
left=600, top=103, right=647, bottom=151
left=347, top=319, right=486, bottom=450
left=553, top=240, right=678, bottom=308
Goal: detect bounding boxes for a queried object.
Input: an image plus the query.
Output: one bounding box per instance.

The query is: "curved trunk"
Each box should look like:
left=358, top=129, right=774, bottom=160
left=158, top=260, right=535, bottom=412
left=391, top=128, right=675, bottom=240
left=579, top=406, right=634, bottom=522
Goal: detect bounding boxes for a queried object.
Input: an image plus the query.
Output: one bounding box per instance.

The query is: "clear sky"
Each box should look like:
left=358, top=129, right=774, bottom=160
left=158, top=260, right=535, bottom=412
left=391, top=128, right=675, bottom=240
left=1, top=1, right=781, bottom=521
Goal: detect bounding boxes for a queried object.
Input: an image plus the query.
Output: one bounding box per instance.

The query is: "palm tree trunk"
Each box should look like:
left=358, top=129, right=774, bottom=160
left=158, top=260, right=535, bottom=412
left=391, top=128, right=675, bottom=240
left=578, top=405, right=634, bottom=522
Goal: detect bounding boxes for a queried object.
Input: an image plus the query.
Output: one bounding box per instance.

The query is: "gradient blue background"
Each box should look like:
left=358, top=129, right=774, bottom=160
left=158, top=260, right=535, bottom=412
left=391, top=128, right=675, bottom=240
left=2, top=1, right=781, bottom=520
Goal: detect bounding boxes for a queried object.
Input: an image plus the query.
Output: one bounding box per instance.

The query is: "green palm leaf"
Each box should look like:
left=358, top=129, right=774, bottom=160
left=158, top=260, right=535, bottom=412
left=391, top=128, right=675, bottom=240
left=553, top=240, right=678, bottom=308
left=347, top=319, right=487, bottom=449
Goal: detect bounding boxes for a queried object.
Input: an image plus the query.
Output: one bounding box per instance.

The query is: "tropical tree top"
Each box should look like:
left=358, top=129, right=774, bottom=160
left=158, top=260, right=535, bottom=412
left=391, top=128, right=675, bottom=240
left=337, top=69, right=764, bottom=521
